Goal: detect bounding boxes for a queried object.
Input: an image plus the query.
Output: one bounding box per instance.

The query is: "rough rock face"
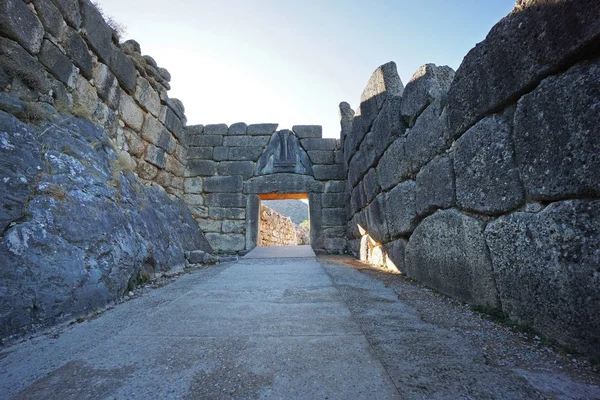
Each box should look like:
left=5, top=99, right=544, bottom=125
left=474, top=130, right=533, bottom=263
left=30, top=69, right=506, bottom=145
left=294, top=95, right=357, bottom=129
left=259, top=204, right=298, bottom=246
left=485, top=201, right=600, bottom=358
left=0, top=111, right=211, bottom=338
left=405, top=210, right=499, bottom=308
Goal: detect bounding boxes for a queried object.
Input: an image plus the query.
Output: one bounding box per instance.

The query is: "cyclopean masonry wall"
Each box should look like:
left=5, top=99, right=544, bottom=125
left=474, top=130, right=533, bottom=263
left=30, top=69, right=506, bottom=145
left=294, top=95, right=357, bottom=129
left=258, top=204, right=297, bottom=246
left=343, top=0, right=600, bottom=358
left=0, top=0, right=211, bottom=340
left=183, top=123, right=347, bottom=254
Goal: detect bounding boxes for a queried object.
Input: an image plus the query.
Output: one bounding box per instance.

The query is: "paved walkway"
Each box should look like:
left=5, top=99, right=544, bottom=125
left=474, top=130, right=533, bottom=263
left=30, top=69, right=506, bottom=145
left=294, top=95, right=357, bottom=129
left=1, top=249, right=598, bottom=399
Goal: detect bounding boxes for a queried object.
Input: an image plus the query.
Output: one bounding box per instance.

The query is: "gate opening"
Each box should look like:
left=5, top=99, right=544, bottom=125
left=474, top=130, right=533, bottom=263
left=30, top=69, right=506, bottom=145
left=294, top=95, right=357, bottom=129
left=258, top=193, right=310, bottom=247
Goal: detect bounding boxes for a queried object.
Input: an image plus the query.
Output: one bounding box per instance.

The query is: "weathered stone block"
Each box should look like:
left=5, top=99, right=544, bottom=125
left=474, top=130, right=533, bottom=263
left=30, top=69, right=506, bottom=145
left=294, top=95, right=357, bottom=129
left=189, top=205, right=208, bottom=219
left=308, top=193, right=324, bottom=250
left=62, top=27, right=92, bottom=79
left=136, top=158, right=158, bottom=182
left=141, top=115, right=176, bottom=153
left=213, top=146, right=228, bottom=161
left=185, top=250, right=206, bottom=264
left=415, top=156, right=455, bottom=216
left=217, top=161, right=255, bottom=180
left=445, top=0, right=600, bottom=138
left=229, top=146, right=263, bottom=161
left=0, top=38, right=50, bottom=93
left=197, top=218, right=221, bottom=233
left=362, top=168, right=380, bottom=204
left=109, top=45, right=136, bottom=94
left=0, top=92, right=24, bottom=115
left=119, top=91, right=144, bottom=132
left=244, top=173, right=323, bottom=194
left=323, top=193, right=345, bottom=209
left=514, top=60, right=600, bottom=201
left=293, top=125, right=322, bottom=139
left=0, top=0, right=44, bottom=54
left=222, top=220, right=244, bottom=234
left=204, top=123, right=228, bottom=135
left=186, top=124, right=203, bottom=135
left=187, top=147, right=213, bottom=160
left=205, top=232, right=245, bottom=253
left=300, top=138, right=338, bottom=151
left=80, top=0, right=112, bottom=63
left=385, top=180, right=419, bottom=238
left=376, top=137, right=407, bottom=191
left=365, top=194, right=388, bottom=243
left=183, top=194, right=204, bottom=205
left=247, top=123, right=278, bottom=135
left=323, top=238, right=346, bottom=253
left=339, top=101, right=354, bottom=144
left=52, top=0, right=81, bottom=29
left=145, top=144, right=166, bottom=169
left=32, top=0, right=65, bottom=41
left=190, top=135, right=222, bottom=147
left=401, top=64, right=455, bottom=126
left=93, top=62, right=119, bottom=109
left=162, top=108, right=184, bottom=142
left=308, top=150, right=335, bottom=165
left=123, top=128, right=145, bottom=157
left=485, top=200, right=600, bottom=357
left=72, top=75, right=98, bottom=118
left=209, top=207, right=245, bottom=220
left=203, top=176, right=243, bottom=193
left=185, top=160, right=217, bottom=177
left=403, top=100, right=450, bottom=177
left=134, top=76, right=160, bottom=117
left=165, top=155, right=184, bottom=177
left=223, top=135, right=250, bottom=147
left=184, top=177, right=203, bottom=194
left=454, top=113, right=524, bottom=215
left=228, top=122, right=247, bottom=135
left=313, top=164, right=344, bottom=180
left=323, top=226, right=346, bottom=238
left=205, top=193, right=246, bottom=208
left=406, top=209, right=499, bottom=307
left=324, top=180, right=345, bottom=193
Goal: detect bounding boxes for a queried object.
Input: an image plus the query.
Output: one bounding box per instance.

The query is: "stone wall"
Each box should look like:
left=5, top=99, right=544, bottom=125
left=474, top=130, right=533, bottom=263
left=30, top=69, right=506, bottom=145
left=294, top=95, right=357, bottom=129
left=0, top=0, right=187, bottom=199
left=343, top=0, right=600, bottom=357
left=184, top=123, right=347, bottom=254
left=259, top=204, right=297, bottom=246
left=0, top=0, right=211, bottom=341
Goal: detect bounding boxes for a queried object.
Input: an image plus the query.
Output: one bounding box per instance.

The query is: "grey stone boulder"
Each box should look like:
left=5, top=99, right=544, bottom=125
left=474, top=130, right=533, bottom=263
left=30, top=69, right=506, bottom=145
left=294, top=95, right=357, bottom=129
left=51, top=0, right=82, bottom=29
left=38, top=39, right=77, bottom=89
left=228, top=122, right=247, bottom=135
left=62, top=27, right=93, bottom=79
left=415, top=155, right=455, bottom=216
left=364, top=194, right=389, bottom=244
left=0, top=92, right=25, bottom=115
left=376, top=137, right=407, bottom=191
left=401, top=63, right=455, bottom=126
left=32, top=0, right=65, bottom=41
left=339, top=101, right=354, bottom=145
left=247, top=123, right=278, bottom=135
left=454, top=113, right=524, bottom=215
left=384, top=180, right=419, bottom=238
left=134, top=77, right=160, bottom=117
left=0, top=38, right=51, bottom=93
left=358, top=61, right=404, bottom=132
left=203, top=176, right=243, bottom=193
left=245, top=173, right=323, bottom=195
left=80, top=0, right=113, bottom=64
left=204, top=124, right=228, bottom=135
left=0, top=0, right=44, bottom=54
left=384, top=239, right=406, bottom=273
left=405, top=209, right=499, bottom=307
left=217, top=161, right=254, bottom=180
left=0, top=66, right=9, bottom=91
left=109, top=46, right=137, bottom=94
left=485, top=200, right=600, bottom=358
left=205, top=233, right=245, bottom=253
left=445, top=0, right=600, bottom=138
left=0, top=111, right=211, bottom=339
left=121, top=39, right=141, bottom=55
left=514, top=59, right=600, bottom=201
left=185, top=250, right=206, bottom=264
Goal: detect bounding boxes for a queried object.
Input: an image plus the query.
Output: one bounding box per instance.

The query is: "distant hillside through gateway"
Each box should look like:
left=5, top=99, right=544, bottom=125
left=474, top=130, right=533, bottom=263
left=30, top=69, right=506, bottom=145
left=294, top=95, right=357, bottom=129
left=261, top=200, right=309, bottom=225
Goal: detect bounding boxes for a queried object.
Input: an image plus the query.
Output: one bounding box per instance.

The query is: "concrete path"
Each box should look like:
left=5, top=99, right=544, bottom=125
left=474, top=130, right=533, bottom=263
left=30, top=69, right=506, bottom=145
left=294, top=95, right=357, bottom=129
left=243, top=245, right=315, bottom=259
left=1, top=251, right=598, bottom=399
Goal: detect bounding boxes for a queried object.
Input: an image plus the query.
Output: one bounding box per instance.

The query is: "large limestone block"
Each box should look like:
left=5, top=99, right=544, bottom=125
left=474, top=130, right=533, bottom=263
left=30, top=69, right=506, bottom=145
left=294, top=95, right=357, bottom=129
left=217, top=161, right=255, bottom=180
left=204, top=124, right=228, bottom=135
left=247, top=123, right=278, bottom=136
left=385, top=181, right=419, bottom=238
left=190, top=135, right=222, bottom=147
left=485, top=200, right=600, bottom=358
left=358, top=61, right=404, bottom=133
left=205, top=233, right=245, bottom=253
left=376, top=137, right=407, bottom=191
left=185, top=160, right=217, bottom=177
left=405, top=209, right=499, bottom=307
left=0, top=38, right=51, bottom=93
left=322, top=208, right=346, bottom=227
left=339, top=101, right=354, bottom=146
left=80, top=0, right=113, bottom=64
left=141, top=115, right=176, bottom=153
left=401, top=64, right=455, bottom=126
left=244, top=173, right=323, bottom=195
left=109, top=46, right=137, bottom=94
left=454, top=113, right=524, bottom=215
left=62, top=27, right=93, bottom=79
left=402, top=100, right=449, bottom=177
left=313, top=164, right=344, bottom=180
left=51, top=0, right=81, bottom=29
left=292, top=125, right=322, bottom=139
left=228, top=122, right=247, bottom=135
left=445, top=0, right=600, bottom=138
left=32, top=0, right=65, bottom=41
left=93, top=63, right=120, bottom=109
left=38, top=40, right=77, bottom=89
left=384, top=239, right=406, bottom=273
left=118, top=91, right=144, bottom=131
left=364, top=193, right=389, bottom=244
left=205, top=193, right=246, bottom=208
left=209, top=207, right=246, bottom=220
left=203, top=176, right=243, bottom=193
left=415, top=155, right=455, bottom=216
left=0, top=0, right=44, bottom=54
left=514, top=59, right=600, bottom=201
left=134, top=77, right=161, bottom=117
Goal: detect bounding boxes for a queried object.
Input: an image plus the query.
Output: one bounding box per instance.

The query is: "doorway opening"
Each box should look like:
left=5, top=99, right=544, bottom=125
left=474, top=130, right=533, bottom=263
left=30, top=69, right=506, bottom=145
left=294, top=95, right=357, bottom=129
left=257, top=193, right=310, bottom=247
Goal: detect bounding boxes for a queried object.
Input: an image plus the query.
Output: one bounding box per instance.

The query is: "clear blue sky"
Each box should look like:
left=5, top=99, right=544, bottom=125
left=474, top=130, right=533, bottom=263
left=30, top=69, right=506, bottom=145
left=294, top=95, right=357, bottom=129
left=96, top=0, right=516, bottom=138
